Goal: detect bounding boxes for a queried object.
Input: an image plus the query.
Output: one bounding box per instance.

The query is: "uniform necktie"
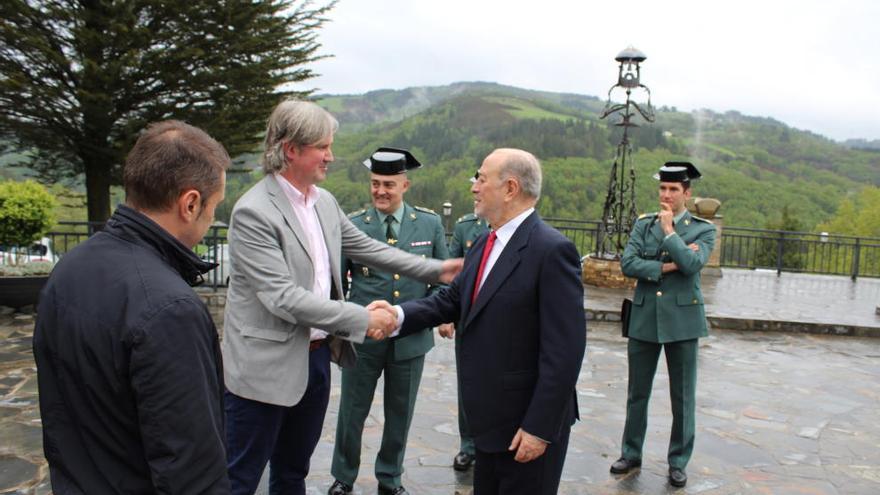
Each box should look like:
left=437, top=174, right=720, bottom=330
left=472, top=231, right=497, bottom=304
left=385, top=216, right=397, bottom=245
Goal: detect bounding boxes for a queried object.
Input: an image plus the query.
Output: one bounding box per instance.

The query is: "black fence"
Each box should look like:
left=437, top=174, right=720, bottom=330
left=720, top=227, right=880, bottom=280
left=37, top=219, right=880, bottom=288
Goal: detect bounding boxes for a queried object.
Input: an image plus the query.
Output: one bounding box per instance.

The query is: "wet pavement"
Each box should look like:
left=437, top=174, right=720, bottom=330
left=2, top=269, right=880, bottom=494
left=586, top=269, right=880, bottom=337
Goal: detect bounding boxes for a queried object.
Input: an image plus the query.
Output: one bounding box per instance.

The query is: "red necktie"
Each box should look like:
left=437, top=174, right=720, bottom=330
left=472, top=231, right=497, bottom=303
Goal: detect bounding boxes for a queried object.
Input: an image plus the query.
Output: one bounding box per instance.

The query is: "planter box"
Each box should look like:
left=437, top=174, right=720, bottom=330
left=0, top=276, right=49, bottom=309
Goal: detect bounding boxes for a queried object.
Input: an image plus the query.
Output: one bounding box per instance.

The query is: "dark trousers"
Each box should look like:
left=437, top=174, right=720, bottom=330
left=621, top=338, right=698, bottom=469
left=225, top=344, right=331, bottom=495
left=455, top=336, right=475, bottom=456
left=331, top=341, right=425, bottom=490
left=473, top=425, right=570, bottom=495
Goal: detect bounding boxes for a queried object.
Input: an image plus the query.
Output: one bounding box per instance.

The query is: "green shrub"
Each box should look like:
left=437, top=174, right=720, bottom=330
left=0, top=180, right=57, bottom=248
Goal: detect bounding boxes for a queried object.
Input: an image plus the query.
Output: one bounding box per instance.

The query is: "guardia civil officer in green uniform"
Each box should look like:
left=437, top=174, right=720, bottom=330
left=449, top=212, right=488, bottom=256
left=610, top=162, right=716, bottom=488
left=437, top=173, right=490, bottom=472
left=329, top=148, right=449, bottom=495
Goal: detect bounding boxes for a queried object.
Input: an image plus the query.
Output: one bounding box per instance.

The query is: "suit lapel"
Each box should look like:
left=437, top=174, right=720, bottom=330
left=463, top=212, right=537, bottom=328
left=675, top=211, right=693, bottom=238
left=396, top=204, right=415, bottom=249
left=266, top=176, right=312, bottom=264
left=364, top=207, right=387, bottom=244
left=459, top=232, right=487, bottom=324
left=649, top=215, right=665, bottom=243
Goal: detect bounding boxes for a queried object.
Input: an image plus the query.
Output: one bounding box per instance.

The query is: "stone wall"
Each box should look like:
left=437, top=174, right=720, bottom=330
left=581, top=255, right=635, bottom=289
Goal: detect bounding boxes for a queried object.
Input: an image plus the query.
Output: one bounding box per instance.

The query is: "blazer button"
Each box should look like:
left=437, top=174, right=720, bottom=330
left=656, top=291, right=663, bottom=297
left=393, top=290, right=400, bottom=297
left=693, top=298, right=698, bottom=304
left=393, top=274, right=400, bottom=280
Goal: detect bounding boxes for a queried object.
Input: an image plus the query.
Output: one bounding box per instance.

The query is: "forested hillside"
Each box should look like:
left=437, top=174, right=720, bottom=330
left=5, top=81, right=880, bottom=236
left=309, top=82, right=879, bottom=231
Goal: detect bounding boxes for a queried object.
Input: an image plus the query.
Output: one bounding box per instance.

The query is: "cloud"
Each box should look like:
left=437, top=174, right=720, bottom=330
left=303, top=0, right=880, bottom=140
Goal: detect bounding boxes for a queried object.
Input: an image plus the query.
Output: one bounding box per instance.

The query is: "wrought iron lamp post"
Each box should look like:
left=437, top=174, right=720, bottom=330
left=595, top=46, right=655, bottom=259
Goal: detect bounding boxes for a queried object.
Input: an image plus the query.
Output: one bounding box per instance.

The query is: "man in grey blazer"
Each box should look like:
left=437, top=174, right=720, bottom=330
left=222, top=100, right=462, bottom=495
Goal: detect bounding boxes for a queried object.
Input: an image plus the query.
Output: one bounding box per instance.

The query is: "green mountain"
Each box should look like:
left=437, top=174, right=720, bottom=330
left=319, top=83, right=880, bottom=229
left=5, top=81, right=878, bottom=235
left=314, top=82, right=879, bottom=231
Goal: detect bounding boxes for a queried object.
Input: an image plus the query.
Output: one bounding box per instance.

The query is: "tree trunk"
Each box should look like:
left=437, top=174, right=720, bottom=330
left=84, top=159, right=112, bottom=225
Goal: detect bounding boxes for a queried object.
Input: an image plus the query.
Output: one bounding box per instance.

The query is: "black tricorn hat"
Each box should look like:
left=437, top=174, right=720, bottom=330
left=653, top=161, right=701, bottom=182
left=362, top=147, right=422, bottom=175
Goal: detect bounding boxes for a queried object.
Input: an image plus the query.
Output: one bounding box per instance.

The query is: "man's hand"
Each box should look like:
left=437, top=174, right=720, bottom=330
left=366, top=302, right=397, bottom=339
left=688, top=243, right=699, bottom=252
left=661, top=262, right=679, bottom=273
left=658, top=202, right=674, bottom=235
left=509, top=428, right=547, bottom=463
left=438, top=323, right=455, bottom=339
left=439, top=258, right=464, bottom=284
left=367, top=300, right=394, bottom=313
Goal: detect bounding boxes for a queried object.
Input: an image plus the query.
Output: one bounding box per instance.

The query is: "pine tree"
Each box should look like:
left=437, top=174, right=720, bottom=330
left=1, top=0, right=336, bottom=222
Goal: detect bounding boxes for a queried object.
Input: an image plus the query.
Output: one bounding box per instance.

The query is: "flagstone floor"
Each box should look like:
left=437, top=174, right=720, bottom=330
left=3, top=310, right=878, bottom=494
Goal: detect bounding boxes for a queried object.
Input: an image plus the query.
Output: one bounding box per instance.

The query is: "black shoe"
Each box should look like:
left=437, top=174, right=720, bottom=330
left=453, top=451, right=475, bottom=471
left=609, top=457, right=642, bottom=474
left=328, top=480, right=352, bottom=495
left=669, top=467, right=688, bottom=487
left=378, top=486, right=409, bottom=495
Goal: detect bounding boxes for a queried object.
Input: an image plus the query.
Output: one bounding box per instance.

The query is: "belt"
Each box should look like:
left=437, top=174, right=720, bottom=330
left=309, top=339, right=326, bottom=352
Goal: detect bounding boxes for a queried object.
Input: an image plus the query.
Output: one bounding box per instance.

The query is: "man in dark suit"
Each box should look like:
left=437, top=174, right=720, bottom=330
left=610, top=162, right=716, bottom=488
left=375, top=148, right=586, bottom=494
left=440, top=207, right=490, bottom=472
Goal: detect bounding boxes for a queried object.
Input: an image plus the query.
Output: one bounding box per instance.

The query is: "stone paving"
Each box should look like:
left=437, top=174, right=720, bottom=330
left=2, top=269, right=880, bottom=494
left=586, top=269, right=880, bottom=337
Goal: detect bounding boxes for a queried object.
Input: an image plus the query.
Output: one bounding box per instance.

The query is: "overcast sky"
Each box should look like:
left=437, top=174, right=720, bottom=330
left=299, top=0, right=880, bottom=142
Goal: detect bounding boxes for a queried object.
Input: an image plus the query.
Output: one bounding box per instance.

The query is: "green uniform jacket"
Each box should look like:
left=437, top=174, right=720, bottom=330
left=448, top=213, right=490, bottom=257
left=621, top=211, right=716, bottom=343
left=345, top=203, right=449, bottom=361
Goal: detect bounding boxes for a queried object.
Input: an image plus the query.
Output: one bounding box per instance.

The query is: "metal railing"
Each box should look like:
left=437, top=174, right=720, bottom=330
left=38, top=219, right=880, bottom=289
left=720, top=227, right=880, bottom=280
left=543, top=217, right=603, bottom=258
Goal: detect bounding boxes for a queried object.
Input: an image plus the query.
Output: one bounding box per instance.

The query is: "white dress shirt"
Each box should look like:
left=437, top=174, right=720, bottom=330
left=474, top=207, right=534, bottom=292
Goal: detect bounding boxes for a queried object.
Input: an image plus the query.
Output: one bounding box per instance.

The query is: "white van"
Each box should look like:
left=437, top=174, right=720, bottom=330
left=0, top=237, right=54, bottom=264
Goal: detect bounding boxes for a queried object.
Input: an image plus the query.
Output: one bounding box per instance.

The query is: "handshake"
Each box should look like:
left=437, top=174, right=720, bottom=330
left=365, top=300, right=397, bottom=341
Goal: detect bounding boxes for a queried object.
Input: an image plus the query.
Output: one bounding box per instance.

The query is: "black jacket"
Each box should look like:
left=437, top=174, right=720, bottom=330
left=33, top=205, right=229, bottom=494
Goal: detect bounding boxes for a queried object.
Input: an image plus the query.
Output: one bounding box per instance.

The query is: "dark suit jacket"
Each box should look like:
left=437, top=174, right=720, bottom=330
left=400, top=212, right=586, bottom=452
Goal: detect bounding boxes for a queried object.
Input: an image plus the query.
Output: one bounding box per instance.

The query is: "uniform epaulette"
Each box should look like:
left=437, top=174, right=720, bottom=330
left=347, top=209, right=366, bottom=219
left=456, top=213, right=478, bottom=223
left=637, top=212, right=658, bottom=220
left=413, top=205, right=438, bottom=216
left=691, top=215, right=713, bottom=224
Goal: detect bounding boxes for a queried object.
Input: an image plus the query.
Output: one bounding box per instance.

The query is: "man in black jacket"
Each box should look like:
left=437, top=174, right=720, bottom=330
left=33, top=121, right=231, bottom=493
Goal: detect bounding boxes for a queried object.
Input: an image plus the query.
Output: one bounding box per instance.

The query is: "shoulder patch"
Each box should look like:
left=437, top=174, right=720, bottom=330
left=414, top=205, right=439, bottom=216
left=691, top=215, right=713, bottom=224
left=347, top=209, right=366, bottom=219
left=456, top=213, right=478, bottom=223
left=637, top=212, right=658, bottom=220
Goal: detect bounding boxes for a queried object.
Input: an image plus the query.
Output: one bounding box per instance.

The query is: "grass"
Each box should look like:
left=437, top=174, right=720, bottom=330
left=484, top=96, right=574, bottom=121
